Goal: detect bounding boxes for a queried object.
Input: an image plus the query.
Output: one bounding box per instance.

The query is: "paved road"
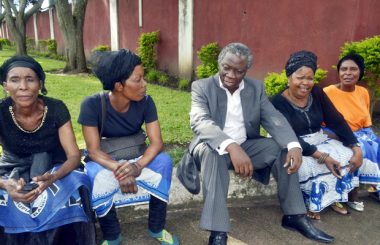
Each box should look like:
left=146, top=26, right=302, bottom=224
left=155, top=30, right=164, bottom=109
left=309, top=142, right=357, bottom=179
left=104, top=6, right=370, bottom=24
left=109, top=193, right=380, bottom=245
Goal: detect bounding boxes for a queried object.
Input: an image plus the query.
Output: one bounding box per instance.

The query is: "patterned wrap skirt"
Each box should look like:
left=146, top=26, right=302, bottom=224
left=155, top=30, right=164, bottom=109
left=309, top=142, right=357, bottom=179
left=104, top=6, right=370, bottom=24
left=354, top=127, right=380, bottom=197
left=298, top=130, right=380, bottom=212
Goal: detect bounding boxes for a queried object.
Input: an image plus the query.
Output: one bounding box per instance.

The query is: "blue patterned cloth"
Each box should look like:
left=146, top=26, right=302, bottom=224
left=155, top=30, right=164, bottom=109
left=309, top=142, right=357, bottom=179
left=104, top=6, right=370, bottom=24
left=354, top=128, right=380, bottom=197
left=0, top=166, right=91, bottom=233
left=85, top=152, right=172, bottom=217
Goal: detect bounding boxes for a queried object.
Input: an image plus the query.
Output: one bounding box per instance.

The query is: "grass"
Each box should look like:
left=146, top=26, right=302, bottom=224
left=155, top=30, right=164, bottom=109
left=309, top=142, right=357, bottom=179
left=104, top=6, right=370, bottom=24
left=0, top=49, right=192, bottom=164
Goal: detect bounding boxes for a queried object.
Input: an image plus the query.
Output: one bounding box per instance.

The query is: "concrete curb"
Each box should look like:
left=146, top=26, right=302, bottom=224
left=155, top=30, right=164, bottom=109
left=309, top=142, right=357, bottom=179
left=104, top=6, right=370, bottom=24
left=168, top=167, right=278, bottom=205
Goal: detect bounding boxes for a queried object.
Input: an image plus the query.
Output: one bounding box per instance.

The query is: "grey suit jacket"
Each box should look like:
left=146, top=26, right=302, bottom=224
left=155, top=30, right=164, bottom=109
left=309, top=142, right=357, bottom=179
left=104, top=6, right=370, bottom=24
left=189, top=74, right=298, bottom=153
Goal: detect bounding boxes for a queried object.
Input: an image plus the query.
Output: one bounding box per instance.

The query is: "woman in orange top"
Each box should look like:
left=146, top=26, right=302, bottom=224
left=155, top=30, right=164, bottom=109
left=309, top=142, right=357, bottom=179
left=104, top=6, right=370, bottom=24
left=324, top=54, right=380, bottom=210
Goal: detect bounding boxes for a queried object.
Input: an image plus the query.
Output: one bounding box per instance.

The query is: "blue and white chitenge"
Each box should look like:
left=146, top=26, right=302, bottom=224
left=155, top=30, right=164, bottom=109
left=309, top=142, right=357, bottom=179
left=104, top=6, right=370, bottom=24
left=0, top=166, right=91, bottom=233
left=85, top=152, right=172, bottom=217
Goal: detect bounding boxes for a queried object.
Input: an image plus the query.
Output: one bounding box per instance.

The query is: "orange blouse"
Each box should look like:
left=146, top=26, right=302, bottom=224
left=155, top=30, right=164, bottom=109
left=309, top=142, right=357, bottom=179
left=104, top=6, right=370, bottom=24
left=323, top=84, right=372, bottom=132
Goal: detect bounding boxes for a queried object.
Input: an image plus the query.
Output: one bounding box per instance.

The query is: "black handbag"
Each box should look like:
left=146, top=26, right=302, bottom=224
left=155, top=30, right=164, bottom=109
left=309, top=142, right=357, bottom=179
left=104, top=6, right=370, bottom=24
left=176, top=149, right=200, bottom=194
left=86, top=92, right=147, bottom=162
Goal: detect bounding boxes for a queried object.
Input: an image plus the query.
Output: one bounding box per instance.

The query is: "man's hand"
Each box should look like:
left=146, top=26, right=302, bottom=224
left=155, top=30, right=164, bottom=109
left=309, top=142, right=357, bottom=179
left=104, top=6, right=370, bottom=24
left=284, top=147, right=302, bottom=174
left=119, top=176, right=138, bottom=194
left=227, top=143, right=253, bottom=178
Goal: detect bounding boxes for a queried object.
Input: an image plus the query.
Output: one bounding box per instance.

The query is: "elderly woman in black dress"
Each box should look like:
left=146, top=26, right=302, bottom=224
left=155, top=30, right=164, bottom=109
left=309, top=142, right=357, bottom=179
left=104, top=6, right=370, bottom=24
left=0, top=56, right=95, bottom=244
left=271, top=51, right=363, bottom=220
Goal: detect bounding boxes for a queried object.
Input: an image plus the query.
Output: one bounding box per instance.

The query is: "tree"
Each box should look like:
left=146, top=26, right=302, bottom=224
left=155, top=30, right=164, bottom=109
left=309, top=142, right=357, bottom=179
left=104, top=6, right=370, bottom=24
left=1, top=0, right=44, bottom=55
left=54, top=0, right=88, bottom=72
left=340, top=35, right=380, bottom=116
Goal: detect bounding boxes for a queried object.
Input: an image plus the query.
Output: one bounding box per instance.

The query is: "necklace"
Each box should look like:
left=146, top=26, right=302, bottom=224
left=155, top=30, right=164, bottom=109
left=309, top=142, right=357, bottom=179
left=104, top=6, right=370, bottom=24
left=9, top=106, right=48, bottom=134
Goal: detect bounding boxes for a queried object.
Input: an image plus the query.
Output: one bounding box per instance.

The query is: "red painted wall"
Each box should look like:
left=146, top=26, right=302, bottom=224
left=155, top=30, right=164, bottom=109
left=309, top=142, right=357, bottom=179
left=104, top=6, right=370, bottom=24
left=83, top=0, right=111, bottom=56
left=118, top=0, right=178, bottom=74
left=194, top=0, right=380, bottom=84
left=36, top=11, right=50, bottom=40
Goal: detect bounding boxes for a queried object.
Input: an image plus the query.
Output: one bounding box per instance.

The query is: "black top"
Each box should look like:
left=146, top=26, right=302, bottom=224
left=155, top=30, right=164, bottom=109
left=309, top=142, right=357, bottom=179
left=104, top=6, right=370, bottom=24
left=77, top=92, right=158, bottom=137
left=0, top=96, right=70, bottom=162
left=271, top=86, right=357, bottom=156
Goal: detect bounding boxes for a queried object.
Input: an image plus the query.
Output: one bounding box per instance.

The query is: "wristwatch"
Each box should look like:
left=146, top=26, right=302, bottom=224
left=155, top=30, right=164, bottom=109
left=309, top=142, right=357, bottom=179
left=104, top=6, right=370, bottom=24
left=349, top=143, right=360, bottom=148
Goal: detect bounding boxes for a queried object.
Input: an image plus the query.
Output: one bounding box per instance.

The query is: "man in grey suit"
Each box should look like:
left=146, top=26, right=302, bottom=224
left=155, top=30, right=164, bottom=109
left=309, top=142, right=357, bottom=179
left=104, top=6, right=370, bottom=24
left=189, top=43, right=334, bottom=244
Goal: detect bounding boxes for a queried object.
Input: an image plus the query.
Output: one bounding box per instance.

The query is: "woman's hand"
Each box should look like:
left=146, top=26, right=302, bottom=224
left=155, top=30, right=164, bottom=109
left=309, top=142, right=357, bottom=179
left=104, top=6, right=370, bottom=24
left=324, top=156, right=342, bottom=179
left=33, top=172, right=57, bottom=193
left=114, top=161, right=142, bottom=180
left=348, top=146, right=363, bottom=173
left=4, top=178, right=39, bottom=203
left=119, top=176, right=138, bottom=194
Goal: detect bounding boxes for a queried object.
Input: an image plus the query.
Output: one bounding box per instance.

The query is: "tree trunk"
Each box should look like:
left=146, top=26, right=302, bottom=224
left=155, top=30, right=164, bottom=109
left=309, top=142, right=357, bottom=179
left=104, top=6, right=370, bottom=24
left=55, top=0, right=88, bottom=73
left=1, top=0, right=43, bottom=56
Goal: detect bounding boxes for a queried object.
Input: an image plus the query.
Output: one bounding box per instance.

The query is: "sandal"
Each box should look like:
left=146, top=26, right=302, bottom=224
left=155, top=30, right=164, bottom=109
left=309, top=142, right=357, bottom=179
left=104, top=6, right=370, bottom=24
left=368, top=185, right=377, bottom=193
left=101, top=234, right=122, bottom=245
left=149, top=229, right=179, bottom=245
left=347, top=201, right=364, bottom=212
left=307, top=211, right=321, bottom=220
left=331, top=202, right=348, bottom=215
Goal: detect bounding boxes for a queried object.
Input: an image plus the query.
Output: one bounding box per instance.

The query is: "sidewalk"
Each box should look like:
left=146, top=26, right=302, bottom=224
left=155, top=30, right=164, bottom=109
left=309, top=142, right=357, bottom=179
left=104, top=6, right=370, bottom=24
left=114, top=193, right=379, bottom=245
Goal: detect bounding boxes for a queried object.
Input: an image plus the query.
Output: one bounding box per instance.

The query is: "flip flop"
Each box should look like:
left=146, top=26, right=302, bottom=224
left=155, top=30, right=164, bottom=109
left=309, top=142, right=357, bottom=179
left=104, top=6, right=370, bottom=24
left=331, top=202, right=348, bottom=215
left=347, top=201, right=364, bottom=212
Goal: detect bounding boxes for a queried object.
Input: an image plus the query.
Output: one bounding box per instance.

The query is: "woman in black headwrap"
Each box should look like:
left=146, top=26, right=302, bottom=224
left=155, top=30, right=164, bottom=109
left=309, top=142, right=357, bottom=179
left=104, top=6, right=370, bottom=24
left=0, top=56, right=95, bottom=244
left=271, top=51, right=364, bottom=220
left=78, top=49, right=179, bottom=245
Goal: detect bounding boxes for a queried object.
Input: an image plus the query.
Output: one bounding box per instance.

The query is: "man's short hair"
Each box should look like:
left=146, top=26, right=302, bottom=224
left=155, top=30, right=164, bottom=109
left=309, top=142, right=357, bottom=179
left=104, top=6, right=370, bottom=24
left=218, top=43, right=253, bottom=69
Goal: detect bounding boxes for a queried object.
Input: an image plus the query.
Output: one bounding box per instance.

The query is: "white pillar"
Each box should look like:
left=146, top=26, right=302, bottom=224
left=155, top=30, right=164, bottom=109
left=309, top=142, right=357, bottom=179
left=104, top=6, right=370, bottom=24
left=178, top=0, right=193, bottom=80
left=49, top=8, right=55, bottom=39
left=109, top=0, right=119, bottom=50
left=138, top=0, right=143, bottom=28
left=33, top=13, right=39, bottom=48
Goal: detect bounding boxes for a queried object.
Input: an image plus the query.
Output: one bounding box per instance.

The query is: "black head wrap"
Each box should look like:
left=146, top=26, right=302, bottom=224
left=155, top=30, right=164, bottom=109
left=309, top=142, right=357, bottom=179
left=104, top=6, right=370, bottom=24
left=285, top=50, right=317, bottom=77
left=91, top=49, right=142, bottom=90
left=337, top=53, right=365, bottom=81
left=0, top=55, right=47, bottom=94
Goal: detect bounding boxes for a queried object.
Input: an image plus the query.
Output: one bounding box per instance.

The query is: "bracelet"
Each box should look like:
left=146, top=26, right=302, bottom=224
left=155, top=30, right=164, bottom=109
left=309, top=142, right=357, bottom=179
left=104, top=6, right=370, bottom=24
left=317, top=153, right=329, bottom=164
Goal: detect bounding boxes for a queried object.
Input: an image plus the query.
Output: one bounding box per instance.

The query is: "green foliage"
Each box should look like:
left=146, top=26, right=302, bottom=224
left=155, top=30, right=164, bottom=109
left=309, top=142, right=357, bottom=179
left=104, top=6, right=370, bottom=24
left=137, top=31, right=159, bottom=71
left=47, top=39, right=57, bottom=54
left=26, top=37, right=35, bottom=51
left=91, top=45, right=111, bottom=53
left=178, top=78, right=190, bottom=91
left=196, top=42, right=220, bottom=79
left=0, top=38, right=11, bottom=47
left=145, top=69, right=161, bottom=83
left=157, top=73, right=169, bottom=85
left=264, top=68, right=328, bottom=97
left=340, top=35, right=380, bottom=115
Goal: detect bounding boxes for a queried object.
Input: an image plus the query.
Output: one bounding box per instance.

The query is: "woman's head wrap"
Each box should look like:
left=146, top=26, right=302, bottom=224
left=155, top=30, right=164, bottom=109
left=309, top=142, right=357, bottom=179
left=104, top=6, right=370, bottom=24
left=0, top=55, right=47, bottom=94
left=91, top=49, right=142, bottom=90
left=285, top=50, right=317, bottom=77
left=337, top=53, right=365, bottom=81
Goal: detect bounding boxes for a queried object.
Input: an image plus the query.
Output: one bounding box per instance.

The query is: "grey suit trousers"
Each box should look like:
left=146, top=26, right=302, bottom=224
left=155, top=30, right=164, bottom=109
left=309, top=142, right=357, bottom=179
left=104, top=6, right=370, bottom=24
left=193, top=137, right=306, bottom=232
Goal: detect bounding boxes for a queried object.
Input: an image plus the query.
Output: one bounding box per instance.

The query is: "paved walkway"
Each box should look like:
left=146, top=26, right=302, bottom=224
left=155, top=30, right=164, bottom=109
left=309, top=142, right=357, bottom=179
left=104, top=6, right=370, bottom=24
left=111, top=193, right=380, bottom=245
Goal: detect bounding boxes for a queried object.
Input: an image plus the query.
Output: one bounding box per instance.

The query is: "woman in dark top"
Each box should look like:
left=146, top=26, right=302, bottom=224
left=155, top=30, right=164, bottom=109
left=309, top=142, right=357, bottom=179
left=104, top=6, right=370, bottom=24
left=271, top=51, right=363, bottom=220
left=78, top=49, right=179, bottom=245
left=0, top=56, right=95, bottom=244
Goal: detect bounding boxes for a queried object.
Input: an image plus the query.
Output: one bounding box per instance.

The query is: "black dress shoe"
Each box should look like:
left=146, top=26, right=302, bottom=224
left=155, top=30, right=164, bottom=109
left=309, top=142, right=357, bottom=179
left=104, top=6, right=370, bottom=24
left=208, top=232, right=228, bottom=245
left=282, top=214, right=335, bottom=243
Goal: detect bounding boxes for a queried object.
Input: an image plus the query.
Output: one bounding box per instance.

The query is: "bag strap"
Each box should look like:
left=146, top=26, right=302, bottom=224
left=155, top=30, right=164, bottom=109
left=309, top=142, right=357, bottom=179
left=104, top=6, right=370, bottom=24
left=99, top=91, right=107, bottom=137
